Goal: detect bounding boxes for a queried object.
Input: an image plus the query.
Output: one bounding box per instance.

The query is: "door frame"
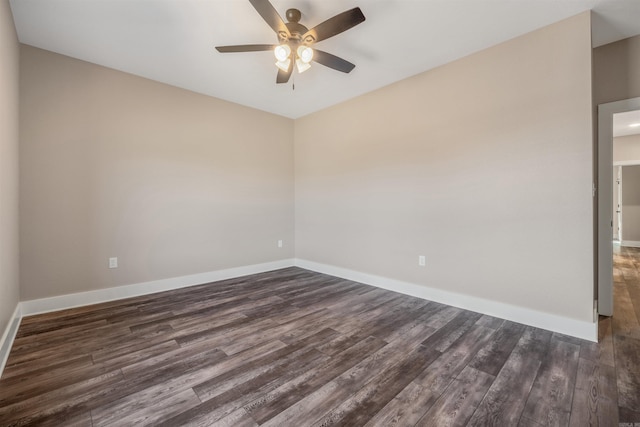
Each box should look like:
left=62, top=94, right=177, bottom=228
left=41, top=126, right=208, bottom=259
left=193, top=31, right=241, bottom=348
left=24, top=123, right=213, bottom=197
left=597, top=97, right=640, bottom=316
left=614, top=165, right=621, bottom=241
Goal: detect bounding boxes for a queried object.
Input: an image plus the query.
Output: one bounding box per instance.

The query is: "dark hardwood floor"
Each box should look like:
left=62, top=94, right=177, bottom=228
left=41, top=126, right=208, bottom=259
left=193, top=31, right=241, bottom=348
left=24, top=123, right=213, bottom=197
left=1, top=248, right=639, bottom=426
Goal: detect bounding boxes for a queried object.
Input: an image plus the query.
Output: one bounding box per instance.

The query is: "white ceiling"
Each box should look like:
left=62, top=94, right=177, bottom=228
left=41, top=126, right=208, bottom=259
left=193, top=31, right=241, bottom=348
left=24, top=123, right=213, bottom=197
left=614, top=110, right=640, bottom=137
left=9, top=0, right=640, bottom=119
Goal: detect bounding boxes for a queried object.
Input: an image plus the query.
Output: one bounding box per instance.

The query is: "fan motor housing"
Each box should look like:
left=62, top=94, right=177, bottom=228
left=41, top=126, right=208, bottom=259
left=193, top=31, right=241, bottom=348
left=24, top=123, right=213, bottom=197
left=282, top=9, right=309, bottom=43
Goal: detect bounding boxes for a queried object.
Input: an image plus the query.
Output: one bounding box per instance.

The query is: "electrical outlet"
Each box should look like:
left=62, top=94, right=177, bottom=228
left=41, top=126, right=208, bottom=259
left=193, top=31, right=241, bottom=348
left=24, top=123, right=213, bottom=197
left=278, top=240, right=283, bottom=248
left=418, top=255, right=426, bottom=267
left=109, top=257, right=118, bottom=269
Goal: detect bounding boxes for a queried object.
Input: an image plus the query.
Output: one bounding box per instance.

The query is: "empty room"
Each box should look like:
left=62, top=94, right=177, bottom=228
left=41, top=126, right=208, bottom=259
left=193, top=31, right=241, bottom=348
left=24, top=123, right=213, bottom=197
left=1, top=0, right=640, bottom=425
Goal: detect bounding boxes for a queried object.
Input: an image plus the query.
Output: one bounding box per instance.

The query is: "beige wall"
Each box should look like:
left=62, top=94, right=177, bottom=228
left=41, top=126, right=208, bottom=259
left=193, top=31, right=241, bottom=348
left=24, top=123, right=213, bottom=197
left=20, top=46, right=294, bottom=300
left=593, top=34, right=640, bottom=106
left=621, top=165, right=640, bottom=242
left=295, top=12, right=594, bottom=322
left=0, top=1, right=20, bottom=333
left=614, top=133, right=640, bottom=162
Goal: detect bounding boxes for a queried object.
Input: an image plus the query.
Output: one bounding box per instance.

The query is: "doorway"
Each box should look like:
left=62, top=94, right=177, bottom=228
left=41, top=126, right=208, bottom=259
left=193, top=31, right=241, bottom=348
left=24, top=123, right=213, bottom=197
left=598, top=98, right=640, bottom=317
left=616, top=165, right=640, bottom=247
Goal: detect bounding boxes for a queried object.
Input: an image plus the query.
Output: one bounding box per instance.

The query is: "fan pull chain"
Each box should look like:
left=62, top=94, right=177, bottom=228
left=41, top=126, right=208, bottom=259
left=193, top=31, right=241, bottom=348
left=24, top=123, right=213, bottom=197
left=292, top=73, right=295, bottom=91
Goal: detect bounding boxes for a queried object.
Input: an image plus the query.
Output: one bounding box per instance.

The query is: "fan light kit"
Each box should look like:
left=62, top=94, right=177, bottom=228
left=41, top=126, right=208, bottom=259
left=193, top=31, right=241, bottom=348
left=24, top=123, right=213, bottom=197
left=215, top=0, right=366, bottom=84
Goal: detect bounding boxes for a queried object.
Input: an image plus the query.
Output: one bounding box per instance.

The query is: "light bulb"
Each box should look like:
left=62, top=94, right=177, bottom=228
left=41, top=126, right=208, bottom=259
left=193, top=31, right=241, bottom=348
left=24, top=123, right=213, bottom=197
left=297, top=46, right=313, bottom=64
left=274, top=45, right=291, bottom=62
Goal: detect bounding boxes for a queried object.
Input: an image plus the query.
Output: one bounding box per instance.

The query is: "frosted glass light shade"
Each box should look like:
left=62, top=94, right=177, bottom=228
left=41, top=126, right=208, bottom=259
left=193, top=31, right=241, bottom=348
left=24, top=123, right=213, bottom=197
left=295, top=58, right=311, bottom=73
left=275, top=59, right=291, bottom=72
left=274, top=45, right=291, bottom=62
left=297, top=46, right=313, bottom=63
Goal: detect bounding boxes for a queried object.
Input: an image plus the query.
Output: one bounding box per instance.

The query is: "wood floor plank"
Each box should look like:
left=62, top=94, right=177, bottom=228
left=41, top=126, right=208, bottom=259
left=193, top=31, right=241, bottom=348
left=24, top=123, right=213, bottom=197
left=420, top=310, right=483, bottom=352
left=520, top=336, right=580, bottom=425
left=15, top=305, right=137, bottom=337
left=157, top=347, right=329, bottom=427
left=469, top=320, right=526, bottom=376
left=627, top=281, right=640, bottom=332
left=0, top=357, right=120, bottom=407
left=568, top=357, right=619, bottom=426
left=5, top=323, right=132, bottom=368
left=245, top=335, right=388, bottom=424
left=174, top=316, right=275, bottom=347
left=293, top=299, right=418, bottom=349
left=130, top=296, right=249, bottom=331
left=580, top=316, right=615, bottom=367
left=310, top=344, right=440, bottom=426
left=378, top=302, right=442, bottom=343
left=363, top=381, right=439, bottom=427
left=357, top=299, right=432, bottom=342
left=80, top=348, right=225, bottom=422
left=328, top=295, right=409, bottom=336
left=100, top=339, right=181, bottom=369
left=10, top=319, right=108, bottom=352
left=476, top=314, right=506, bottom=329
left=613, top=334, right=640, bottom=414
left=192, top=346, right=328, bottom=402
left=414, top=325, right=495, bottom=393
left=0, top=354, right=93, bottom=383
left=95, top=350, right=282, bottom=425
left=619, top=406, right=640, bottom=424
left=612, top=281, right=640, bottom=340
left=421, top=305, right=463, bottom=329
left=0, top=369, right=124, bottom=425
left=260, top=322, right=436, bottom=427
left=220, top=308, right=334, bottom=354
left=416, top=366, right=495, bottom=426
left=92, top=388, right=201, bottom=427
left=153, top=333, right=345, bottom=427
left=467, top=327, right=552, bottom=426
left=167, top=312, right=250, bottom=342
left=119, top=338, right=279, bottom=381
left=518, top=415, right=545, bottom=426
left=62, top=411, right=94, bottom=427
left=323, top=287, right=397, bottom=314
left=208, top=408, right=258, bottom=427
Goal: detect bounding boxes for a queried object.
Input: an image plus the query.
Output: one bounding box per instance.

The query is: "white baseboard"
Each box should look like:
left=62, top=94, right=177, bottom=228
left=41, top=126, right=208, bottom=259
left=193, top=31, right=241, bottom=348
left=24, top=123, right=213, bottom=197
left=621, top=240, right=640, bottom=248
left=21, top=259, right=295, bottom=317
left=294, top=259, right=598, bottom=342
left=0, top=303, right=22, bottom=377
left=5, top=255, right=597, bottom=378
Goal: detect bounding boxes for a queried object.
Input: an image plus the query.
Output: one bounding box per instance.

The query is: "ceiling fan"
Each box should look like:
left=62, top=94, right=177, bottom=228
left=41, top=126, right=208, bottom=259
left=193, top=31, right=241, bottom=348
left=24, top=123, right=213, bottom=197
left=215, top=0, right=365, bottom=84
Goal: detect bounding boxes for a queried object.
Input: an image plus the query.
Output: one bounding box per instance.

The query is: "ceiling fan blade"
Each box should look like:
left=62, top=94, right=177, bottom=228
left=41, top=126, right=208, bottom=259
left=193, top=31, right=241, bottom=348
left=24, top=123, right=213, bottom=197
left=276, top=62, right=293, bottom=84
left=248, top=0, right=290, bottom=39
left=313, top=49, right=356, bottom=73
left=302, top=7, right=365, bottom=43
left=216, top=44, right=276, bottom=53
